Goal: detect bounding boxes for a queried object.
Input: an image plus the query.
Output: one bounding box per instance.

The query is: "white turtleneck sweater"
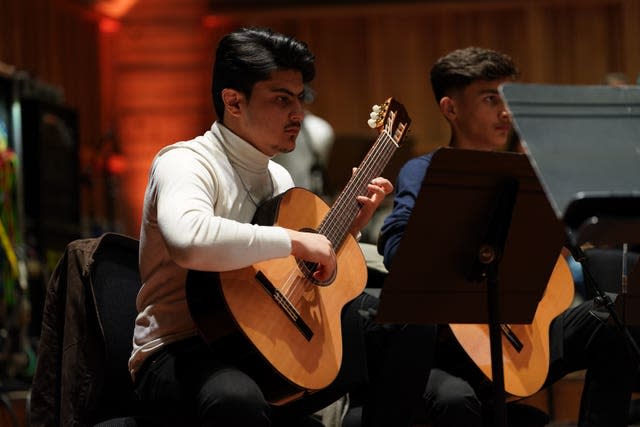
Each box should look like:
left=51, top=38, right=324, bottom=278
left=129, top=122, right=295, bottom=378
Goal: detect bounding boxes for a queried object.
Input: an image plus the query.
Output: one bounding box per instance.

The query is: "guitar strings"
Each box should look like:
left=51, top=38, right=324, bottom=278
left=325, top=116, right=402, bottom=240
left=321, top=130, right=398, bottom=246
left=283, top=129, right=394, bottom=301
left=279, top=129, right=399, bottom=309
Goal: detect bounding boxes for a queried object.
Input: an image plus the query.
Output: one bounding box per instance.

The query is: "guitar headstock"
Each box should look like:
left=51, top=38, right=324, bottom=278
left=367, top=97, right=411, bottom=146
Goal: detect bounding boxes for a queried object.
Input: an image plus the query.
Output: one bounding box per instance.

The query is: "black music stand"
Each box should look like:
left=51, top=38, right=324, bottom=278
left=499, top=83, right=640, bottom=246
left=500, top=82, right=640, bottom=354
left=376, top=147, right=566, bottom=427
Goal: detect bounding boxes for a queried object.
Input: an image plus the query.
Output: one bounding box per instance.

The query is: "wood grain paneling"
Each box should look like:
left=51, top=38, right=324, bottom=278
left=221, top=0, right=638, bottom=159
left=116, top=68, right=211, bottom=111
left=115, top=24, right=214, bottom=65
left=2, top=0, right=639, bottom=237
left=103, top=0, right=220, bottom=234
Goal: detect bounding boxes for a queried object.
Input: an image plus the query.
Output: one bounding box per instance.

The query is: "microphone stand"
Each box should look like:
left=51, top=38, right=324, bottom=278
left=564, top=229, right=640, bottom=363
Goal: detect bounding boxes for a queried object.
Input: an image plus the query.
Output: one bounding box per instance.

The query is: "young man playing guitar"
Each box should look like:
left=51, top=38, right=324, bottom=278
left=378, top=46, right=639, bottom=427
left=129, top=27, right=436, bottom=426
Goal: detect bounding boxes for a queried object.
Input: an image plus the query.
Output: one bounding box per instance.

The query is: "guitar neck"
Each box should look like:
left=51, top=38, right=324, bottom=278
left=318, top=130, right=398, bottom=249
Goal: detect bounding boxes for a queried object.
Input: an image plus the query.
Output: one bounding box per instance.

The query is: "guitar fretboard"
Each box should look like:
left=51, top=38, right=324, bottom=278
left=318, top=130, right=399, bottom=249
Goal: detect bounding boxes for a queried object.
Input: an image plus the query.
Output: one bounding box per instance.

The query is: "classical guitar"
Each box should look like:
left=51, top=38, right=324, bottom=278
left=186, top=98, right=411, bottom=405
left=449, top=255, right=575, bottom=398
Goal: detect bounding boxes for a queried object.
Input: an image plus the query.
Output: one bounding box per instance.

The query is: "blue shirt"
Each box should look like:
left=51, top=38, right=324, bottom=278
left=378, top=151, right=435, bottom=269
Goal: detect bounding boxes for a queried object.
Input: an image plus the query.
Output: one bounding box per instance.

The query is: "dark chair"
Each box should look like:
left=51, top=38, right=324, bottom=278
left=582, top=247, right=640, bottom=424
left=582, top=247, right=640, bottom=299
left=90, top=233, right=143, bottom=425
left=30, top=233, right=145, bottom=427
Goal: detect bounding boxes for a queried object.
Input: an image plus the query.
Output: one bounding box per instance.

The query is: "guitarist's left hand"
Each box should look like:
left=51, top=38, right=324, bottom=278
left=349, top=174, right=393, bottom=237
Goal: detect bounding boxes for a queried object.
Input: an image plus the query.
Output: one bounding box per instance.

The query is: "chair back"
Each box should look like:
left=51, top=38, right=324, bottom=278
left=89, top=233, right=141, bottom=423
left=584, top=247, right=640, bottom=298
left=31, top=233, right=143, bottom=426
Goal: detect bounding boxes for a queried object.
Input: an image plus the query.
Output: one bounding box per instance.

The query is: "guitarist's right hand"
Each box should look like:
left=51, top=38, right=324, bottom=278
left=287, top=229, right=336, bottom=282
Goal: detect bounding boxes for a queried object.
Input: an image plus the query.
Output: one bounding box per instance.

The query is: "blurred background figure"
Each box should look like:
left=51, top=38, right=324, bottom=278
left=273, top=88, right=335, bottom=201
left=604, top=71, right=629, bottom=86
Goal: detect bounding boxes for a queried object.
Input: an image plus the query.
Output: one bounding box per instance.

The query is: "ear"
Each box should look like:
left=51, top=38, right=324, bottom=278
left=439, top=96, right=456, bottom=121
left=222, top=88, right=243, bottom=117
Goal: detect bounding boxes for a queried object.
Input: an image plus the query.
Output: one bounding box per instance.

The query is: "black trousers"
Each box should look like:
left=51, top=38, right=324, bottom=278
left=544, top=298, right=639, bottom=427
left=134, top=292, right=436, bottom=427
left=425, top=298, right=640, bottom=427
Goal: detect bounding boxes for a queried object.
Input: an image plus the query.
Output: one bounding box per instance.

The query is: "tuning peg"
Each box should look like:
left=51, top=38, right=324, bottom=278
left=367, top=118, right=377, bottom=128
left=369, top=111, right=378, bottom=119
left=372, top=104, right=381, bottom=113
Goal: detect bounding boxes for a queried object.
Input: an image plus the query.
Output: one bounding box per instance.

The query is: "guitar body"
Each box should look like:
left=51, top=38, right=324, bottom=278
left=449, top=255, right=574, bottom=397
left=188, top=188, right=366, bottom=405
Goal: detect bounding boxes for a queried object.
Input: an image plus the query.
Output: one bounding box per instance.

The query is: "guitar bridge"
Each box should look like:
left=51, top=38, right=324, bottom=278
left=500, top=324, right=524, bottom=352
left=255, top=270, right=314, bottom=341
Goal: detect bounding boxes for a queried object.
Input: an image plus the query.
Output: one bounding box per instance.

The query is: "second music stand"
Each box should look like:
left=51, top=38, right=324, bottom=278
left=376, top=147, right=566, bottom=427
left=500, top=82, right=640, bottom=358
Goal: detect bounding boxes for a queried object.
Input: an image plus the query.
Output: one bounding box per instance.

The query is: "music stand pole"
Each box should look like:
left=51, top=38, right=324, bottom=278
left=468, top=178, right=519, bottom=427
left=486, top=261, right=507, bottom=427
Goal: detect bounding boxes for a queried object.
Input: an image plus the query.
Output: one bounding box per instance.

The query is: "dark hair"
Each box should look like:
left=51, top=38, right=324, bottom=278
left=212, top=27, right=316, bottom=121
left=430, top=47, right=519, bottom=104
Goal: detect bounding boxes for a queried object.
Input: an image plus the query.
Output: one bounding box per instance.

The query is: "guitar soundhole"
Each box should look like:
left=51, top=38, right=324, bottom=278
left=296, top=259, right=335, bottom=287
left=297, top=228, right=336, bottom=287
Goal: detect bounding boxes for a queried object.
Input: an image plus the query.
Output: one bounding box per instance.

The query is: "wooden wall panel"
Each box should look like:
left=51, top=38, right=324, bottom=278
left=0, top=0, right=103, bottom=236
left=215, top=0, right=639, bottom=158
left=622, top=0, right=640, bottom=81
left=534, top=2, right=623, bottom=84
left=3, top=0, right=639, bottom=237
left=116, top=110, right=209, bottom=233
left=107, top=0, right=223, bottom=235
left=301, top=18, right=372, bottom=133
left=115, top=68, right=211, bottom=111
left=115, top=24, right=214, bottom=65
left=106, top=0, right=639, bottom=235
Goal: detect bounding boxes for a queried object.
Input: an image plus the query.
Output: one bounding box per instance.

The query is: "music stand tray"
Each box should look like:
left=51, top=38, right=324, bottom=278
left=499, top=83, right=640, bottom=245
